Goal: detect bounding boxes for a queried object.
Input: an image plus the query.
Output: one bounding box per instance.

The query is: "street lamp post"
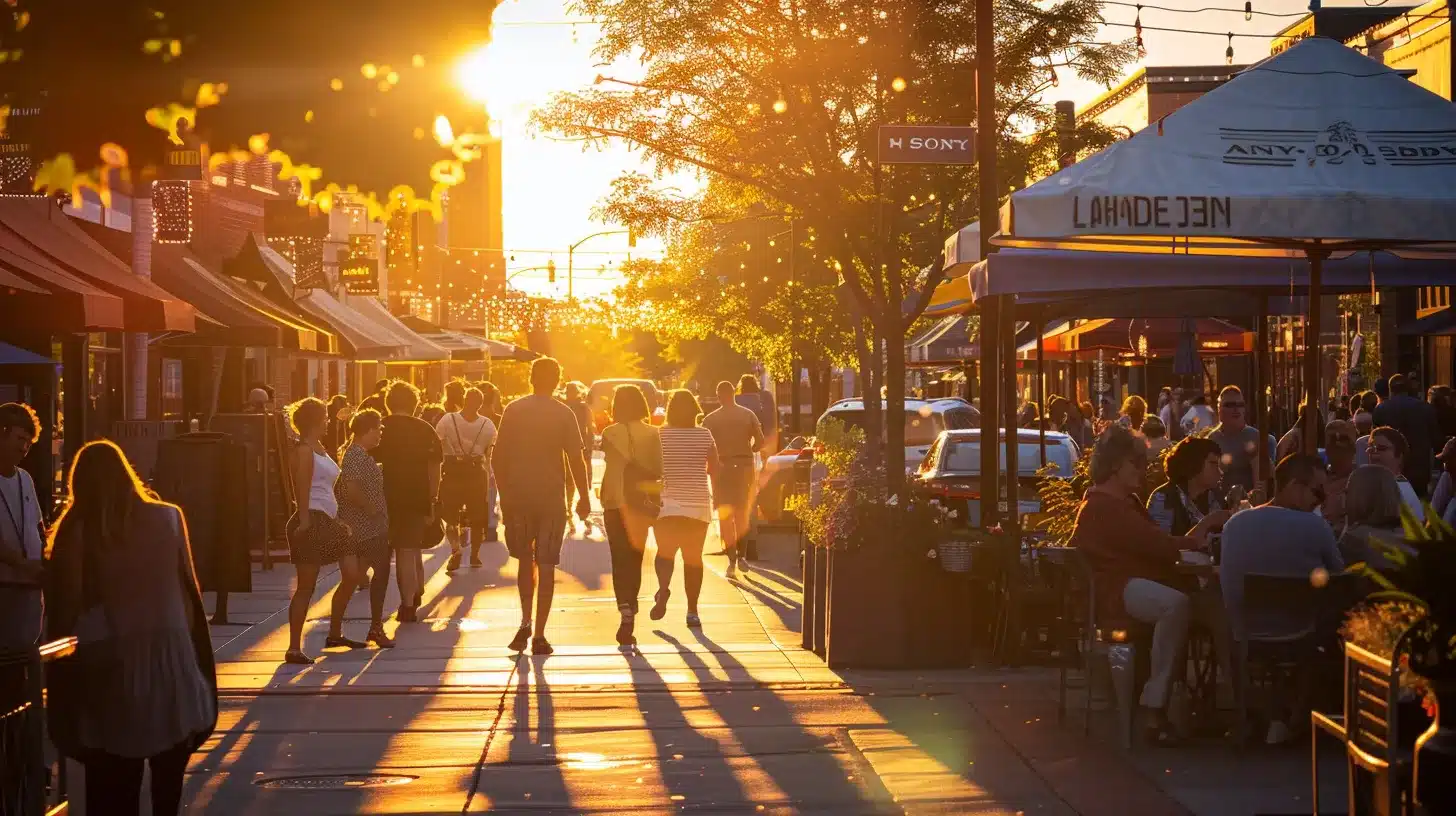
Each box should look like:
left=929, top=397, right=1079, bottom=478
left=568, top=229, right=634, bottom=300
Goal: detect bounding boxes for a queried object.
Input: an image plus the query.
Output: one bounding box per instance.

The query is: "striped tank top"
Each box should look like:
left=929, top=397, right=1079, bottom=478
left=659, top=427, right=715, bottom=522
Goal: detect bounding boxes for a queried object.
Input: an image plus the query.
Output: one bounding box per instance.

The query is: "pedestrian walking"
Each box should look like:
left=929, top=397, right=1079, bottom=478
left=373, top=381, right=443, bottom=623
left=45, top=440, right=217, bottom=815
left=443, top=379, right=467, bottom=414
left=600, top=385, right=662, bottom=646
left=437, top=387, right=496, bottom=572
left=737, top=374, right=778, bottom=453
left=492, top=358, right=592, bottom=655
left=283, top=398, right=366, bottom=664
left=336, top=408, right=395, bottom=648
left=324, top=394, right=352, bottom=453
left=702, top=380, right=765, bottom=579
left=650, top=389, right=718, bottom=628
left=563, top=381, right=596, bottom=535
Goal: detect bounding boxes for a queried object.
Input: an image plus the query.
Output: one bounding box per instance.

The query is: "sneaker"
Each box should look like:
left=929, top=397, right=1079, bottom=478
left=508, top=625, right=531, bottom=653
left=367, top=626, right=396, bottom=649
left=325, top=635, right=368, bottom=649
left=446, top=551, right=462, bottom=573
left=1266, top=720, right=1293, bottom=745
left=649, top=589, right=670, bottom=621
left=531, top=636, right=555, bottom=656
left=686, top=613, right=702, bottom=628
left=284, top=649, right=315, bottom=665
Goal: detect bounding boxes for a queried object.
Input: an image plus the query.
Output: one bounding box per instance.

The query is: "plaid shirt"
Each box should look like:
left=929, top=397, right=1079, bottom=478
left=338, top=445, right=389, bottom=540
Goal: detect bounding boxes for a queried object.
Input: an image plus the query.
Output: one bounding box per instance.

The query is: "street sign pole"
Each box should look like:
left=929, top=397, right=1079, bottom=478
left=976, top=0, right=1002, bottom=535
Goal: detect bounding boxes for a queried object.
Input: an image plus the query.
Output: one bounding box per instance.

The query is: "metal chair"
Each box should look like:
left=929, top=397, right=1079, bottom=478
left=1233, top=572, right=1358, bottom=747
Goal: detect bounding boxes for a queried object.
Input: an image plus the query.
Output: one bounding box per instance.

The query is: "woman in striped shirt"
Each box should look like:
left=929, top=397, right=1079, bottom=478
left=649, top=389, right=719, bottom=628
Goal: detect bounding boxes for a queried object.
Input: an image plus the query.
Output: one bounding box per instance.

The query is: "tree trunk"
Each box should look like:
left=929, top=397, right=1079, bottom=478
left=855, top=318, right=884, bottom=472
left=882, top=308, right=906, bottom=498
left=810, top=359, right=832, bottom=422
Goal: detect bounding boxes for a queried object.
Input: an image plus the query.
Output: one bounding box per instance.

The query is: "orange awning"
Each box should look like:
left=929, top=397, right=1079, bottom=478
left=0, top=199, right=195, bottom=333
left=0, top=235, right=126, bottom=331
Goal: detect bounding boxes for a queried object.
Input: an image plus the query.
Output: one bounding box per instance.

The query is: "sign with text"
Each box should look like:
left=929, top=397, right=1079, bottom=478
left=341, top=234, right=380, bottom=295
left=878, top=125, right=976, bottom=165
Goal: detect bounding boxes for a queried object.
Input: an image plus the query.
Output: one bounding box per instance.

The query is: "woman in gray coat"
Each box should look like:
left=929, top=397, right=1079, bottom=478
left=45, top=440, right=217, bottom=815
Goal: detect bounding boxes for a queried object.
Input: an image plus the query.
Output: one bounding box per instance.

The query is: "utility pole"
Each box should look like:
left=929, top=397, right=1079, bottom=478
left=975, top=0, right=1001, bottom=530
left=567, top=229, right=634, bottom=300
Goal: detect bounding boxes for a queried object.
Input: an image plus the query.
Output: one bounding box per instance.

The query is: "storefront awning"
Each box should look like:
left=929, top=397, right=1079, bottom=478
left=0, top=233, right=126, bottom=331
left=1399, top=308, right=1456, bottom=337
left=349, top=297, right=450, bottom=363
left=395, top=315, right=540, bottom=362
left=0, top=199, right=195, bottom=332
left=296, top=289, right=409, bottom=359
left=221, top=236, right=340, bottom=355
left=75, top=222, right=331, bottom=351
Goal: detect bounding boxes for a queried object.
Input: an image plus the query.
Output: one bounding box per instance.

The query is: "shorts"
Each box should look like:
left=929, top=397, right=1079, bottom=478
left=504, top=507, right=567, bottom=566
left=287, top=510, right=354, bottom=566
left=713, top=461, right=756, bottom=509
left=390, top=514, right=439, bottom=551
left=439, top=468, right=490, bottom=527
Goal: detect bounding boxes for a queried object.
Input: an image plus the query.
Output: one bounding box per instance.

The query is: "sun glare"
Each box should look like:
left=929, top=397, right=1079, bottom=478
left=455, top=45, right=496, bottom=106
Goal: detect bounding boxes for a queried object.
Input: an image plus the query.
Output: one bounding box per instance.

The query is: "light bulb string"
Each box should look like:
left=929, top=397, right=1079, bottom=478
left=1097, top=7, right=1448, bottom=44
left=1101, top=0, right=1304, bottom=16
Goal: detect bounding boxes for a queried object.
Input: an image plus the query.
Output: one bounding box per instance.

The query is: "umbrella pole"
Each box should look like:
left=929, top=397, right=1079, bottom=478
left=1002, top=300, right=1020, bottom=540
left=1036, top=308, right=1047, bottom=468
left=1304, top=247, right=1326, bottom=457
left=1254, top=303, right=1270, bottom=490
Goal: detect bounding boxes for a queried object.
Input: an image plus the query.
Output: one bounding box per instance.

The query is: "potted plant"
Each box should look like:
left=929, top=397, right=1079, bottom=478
left=1351, top=513, right=1456, bottom=813
left=793, top=420, right=957, bottom=669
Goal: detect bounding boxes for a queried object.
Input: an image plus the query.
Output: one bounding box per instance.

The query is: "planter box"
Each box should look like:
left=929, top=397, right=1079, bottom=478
left=812, top=546, right=829, bottom=657
left=824, top=545, right=972, bottom=670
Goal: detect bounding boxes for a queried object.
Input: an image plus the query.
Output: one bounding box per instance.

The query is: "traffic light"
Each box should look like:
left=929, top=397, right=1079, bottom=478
left=547, top=260, right=557, bottom=283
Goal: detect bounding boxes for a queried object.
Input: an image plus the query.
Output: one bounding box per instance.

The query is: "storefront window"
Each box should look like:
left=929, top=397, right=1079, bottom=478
left=161, top=358, right=184, bottom=419
left=87, top=333, right=123, bottom=440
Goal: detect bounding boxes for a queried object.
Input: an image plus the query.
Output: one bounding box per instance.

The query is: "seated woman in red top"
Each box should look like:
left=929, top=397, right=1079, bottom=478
left=1070, top=425, right=1230, bottom=744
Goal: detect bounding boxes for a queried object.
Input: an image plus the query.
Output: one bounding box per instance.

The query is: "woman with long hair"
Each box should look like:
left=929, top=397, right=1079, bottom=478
left=45, top=440, right=217, bottom=814
left=650, top=389, right=719, bottom=628
left=600, top=384, right=662, bottom=646
left=336, top=408, right=394, bottom=648
left=1146, top=436, right=1226, bottom=536
left=283, top=398, right=366, bottom=664
left=1337, top=464, right=1411, bottom=571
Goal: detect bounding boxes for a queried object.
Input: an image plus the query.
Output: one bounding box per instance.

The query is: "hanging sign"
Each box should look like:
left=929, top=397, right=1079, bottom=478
left=341, top=233, right=380, bottom=295
left=163, top=148, right=203, bottom=181
left=878, top=125, right=976, bottom=165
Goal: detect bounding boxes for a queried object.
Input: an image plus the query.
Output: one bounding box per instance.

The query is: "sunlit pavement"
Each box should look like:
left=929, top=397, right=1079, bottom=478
left=73, top=457, right=1194, bottom=815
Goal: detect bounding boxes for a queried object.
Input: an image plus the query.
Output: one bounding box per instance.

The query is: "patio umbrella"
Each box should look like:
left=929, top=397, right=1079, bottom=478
left=1173, top=318, right=1200, bottom=378
left=998, top=36, right=1456, bottom=450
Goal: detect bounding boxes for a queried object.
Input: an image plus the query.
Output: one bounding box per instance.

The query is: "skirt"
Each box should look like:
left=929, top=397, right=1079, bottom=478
left=286, top=509, right=354, bottom=566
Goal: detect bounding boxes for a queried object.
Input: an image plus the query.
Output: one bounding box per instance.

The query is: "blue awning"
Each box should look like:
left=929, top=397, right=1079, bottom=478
left=0, top=342, right=58, bottom=367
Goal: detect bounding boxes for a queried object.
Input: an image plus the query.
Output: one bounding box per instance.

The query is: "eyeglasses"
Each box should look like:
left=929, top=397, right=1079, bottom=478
left=1369, top=443, right=1395, bottom=454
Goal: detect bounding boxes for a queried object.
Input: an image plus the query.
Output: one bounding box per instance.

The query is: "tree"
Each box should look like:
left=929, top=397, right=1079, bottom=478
left=536, top=0, right=1134, bottom=490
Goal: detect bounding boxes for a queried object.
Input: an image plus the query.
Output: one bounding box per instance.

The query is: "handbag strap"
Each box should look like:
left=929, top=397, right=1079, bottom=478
left=453, top=413, right=490, bottom=457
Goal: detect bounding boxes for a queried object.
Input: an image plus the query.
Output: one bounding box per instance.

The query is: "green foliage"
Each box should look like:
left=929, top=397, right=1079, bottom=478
left=1033, top=442, right=1169, bottom=546
left=812, top=417, right=865, bottom=479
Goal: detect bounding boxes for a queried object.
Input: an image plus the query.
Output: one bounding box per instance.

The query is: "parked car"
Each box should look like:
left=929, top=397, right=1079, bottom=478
left=757, top=435, right=813, bottom=526
left=913, top=428, right=1080, bottom=530
left=819, top=398, right=981, bottom=475
left=588, top=379, right=664, bottom=433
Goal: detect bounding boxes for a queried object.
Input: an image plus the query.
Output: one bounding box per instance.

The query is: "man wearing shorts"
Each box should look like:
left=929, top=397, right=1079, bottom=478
left=373, top=381, right=442, bottom=623
left=702, top=380, right=765, bottom=579
left=491, top=357, right=592, bottom=655
left=436, top=386, right=496, bottom=572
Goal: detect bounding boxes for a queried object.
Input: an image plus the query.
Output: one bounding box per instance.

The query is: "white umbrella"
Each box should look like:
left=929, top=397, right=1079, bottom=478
left=999, top=37, right=1456, bottom=449
left=1007, top=37, right=1456, bottom=247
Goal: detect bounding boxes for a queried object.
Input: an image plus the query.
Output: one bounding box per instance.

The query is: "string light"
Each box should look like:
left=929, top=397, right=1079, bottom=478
left=152, top=181, right=192, bottom=243
left=1226, top=32, right=1234, bottom=65
left=1245, top=2, right=1253, bottom=22
left=1135, top=6, right=1146, bottom=57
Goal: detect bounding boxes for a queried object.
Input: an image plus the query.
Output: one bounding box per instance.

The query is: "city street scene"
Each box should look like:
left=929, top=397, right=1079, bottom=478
left=4, top=1, right=1456, bottom=814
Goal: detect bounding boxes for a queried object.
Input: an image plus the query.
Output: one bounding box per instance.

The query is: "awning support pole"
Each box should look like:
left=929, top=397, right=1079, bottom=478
left=1304, top=246, right=1326, bottom=457
left=1254, top=304, right=1270, bottom=492
left=1002, top=298, right=1020, bottom=539
left=1036, top=308, right=1047, bottom=468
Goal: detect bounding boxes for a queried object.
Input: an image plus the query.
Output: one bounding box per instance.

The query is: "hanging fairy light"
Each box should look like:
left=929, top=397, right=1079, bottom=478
left=1244, top=1, right=1253, bottom=21
left=1226, top=33, right=1235, bottom=65
left=152, top=180, right=193, bottom=243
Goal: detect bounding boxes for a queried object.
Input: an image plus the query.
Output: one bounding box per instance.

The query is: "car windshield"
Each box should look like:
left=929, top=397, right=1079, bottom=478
left=820, top=409, right=942, bottom=446
left=939, top=438, right=1075, bottom=477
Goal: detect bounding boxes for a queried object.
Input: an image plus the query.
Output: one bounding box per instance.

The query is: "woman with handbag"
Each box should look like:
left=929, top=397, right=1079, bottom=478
left=283, top=397, right=366, bottom=664
left=600, top=384, right=662, bottom=646
left=435, top=386, right=497, bottom=572
left=44, top=440, right=217, bottom=815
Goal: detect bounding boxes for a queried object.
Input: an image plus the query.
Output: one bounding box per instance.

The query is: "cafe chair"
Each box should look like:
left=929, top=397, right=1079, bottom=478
left=1233, top=572, right=1357, bottom=748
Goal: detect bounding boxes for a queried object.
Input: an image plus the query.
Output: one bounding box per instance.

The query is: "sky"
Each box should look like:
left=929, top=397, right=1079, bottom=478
left=486, top=0, right=1343, bottom=298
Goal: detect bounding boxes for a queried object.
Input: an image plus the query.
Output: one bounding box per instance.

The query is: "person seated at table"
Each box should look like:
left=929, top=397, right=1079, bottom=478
left=1070, top=426, right=1230, bottom=745
left=1147, top=436, right=1225, bottom=537
left=1366, top=426, right=1426, bottom=522
left=1336, top=465, right=1413, bottom=574
left=1142, top=416, right=1172, bottom=457
left=1219, top=454, right=1344, bottom=744
left=1321, top=419, right=1359, bottom=529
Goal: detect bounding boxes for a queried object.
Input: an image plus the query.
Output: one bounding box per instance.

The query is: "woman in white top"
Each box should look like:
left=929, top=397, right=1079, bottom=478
left=435, top=386, right=497, bottom=572
left=284, top=398, right=365, bottom=665
left=45, top=440, right=217, bottom=815
left=649, top=389, right=719, bottom=628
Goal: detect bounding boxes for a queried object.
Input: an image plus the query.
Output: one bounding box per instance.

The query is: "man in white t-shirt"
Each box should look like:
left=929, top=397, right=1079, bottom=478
left=436, top=387, right=497, bottom=571
left=0, top=402, right=44, bottom=650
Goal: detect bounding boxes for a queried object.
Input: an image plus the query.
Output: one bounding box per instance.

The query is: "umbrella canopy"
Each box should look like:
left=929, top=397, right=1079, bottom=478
left=1005, top=37, right=1456, bottom=249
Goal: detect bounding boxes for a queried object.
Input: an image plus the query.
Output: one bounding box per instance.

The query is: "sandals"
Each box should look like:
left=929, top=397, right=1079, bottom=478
left=616, top=609, right=637, bottom=646
left=685, top=613, right=702, bottom=628
left=508, top=625, right=531, bottom=653
left=325, top=635, right=368, bottom=649
left=649, top=589, right=670, bottom=621
left=531, top=636, right=554, bottom=656
left=367, top=626, right=396, bottom=649
left=284, top=649, right=315, bottom=666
